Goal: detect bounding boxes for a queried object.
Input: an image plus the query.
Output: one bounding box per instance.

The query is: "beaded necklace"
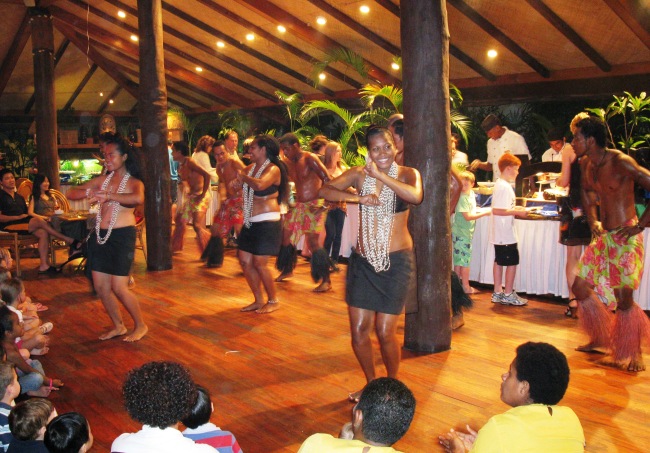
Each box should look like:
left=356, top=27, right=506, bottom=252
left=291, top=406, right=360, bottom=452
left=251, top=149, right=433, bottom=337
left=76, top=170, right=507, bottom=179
left=360, top=162, right=399, bottom=272
left=95, top=171, right=131, bottom=244
left=243, top=159, right=271, bottom=227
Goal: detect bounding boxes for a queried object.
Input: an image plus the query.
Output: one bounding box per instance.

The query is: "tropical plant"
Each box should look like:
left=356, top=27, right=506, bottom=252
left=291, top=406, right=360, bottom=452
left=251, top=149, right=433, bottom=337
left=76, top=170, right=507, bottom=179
left=586, top=91, right=650, bottom=152
left=310, top=47, right=369, bottom=85
left=0, top=135, right=36, bottom=178
left=167, top=107, right=215, bottom=150
left=274, top=91, right=321, bottom=145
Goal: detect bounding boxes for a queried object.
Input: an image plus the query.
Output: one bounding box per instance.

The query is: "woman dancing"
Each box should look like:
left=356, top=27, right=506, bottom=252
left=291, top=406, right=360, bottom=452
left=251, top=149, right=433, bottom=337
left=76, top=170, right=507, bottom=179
left=319, top=125, right=422, bottom=401
left=67, top=135, right=147, bottom=342
left=236, top=135, right=289, bottom=314
left=322, top=141, right=349, bottom=269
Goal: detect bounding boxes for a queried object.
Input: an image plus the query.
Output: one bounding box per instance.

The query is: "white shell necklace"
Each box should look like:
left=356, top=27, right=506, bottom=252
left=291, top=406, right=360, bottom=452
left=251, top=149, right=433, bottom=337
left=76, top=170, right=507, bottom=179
left=243, top=159, right=271, bottom=227
left=360, top=162, right=399, bottom=272
left=95, top=171, right=131, bottom=244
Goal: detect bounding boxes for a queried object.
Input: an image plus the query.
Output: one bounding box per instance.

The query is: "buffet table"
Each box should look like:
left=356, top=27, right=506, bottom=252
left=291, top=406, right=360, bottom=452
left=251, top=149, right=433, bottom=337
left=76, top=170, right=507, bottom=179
left=468, top=216, right=650, bottom=310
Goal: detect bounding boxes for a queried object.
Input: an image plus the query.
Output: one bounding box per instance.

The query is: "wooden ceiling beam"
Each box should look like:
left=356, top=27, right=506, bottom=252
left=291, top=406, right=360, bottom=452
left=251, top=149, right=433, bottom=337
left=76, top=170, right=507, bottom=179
left=526, top=0, right=611, bottom=72
left=448, top=0, right=550, bottom=78
left=374, top=0, right=400, bottom=17
left=82, top=0, right=283, bottom=102
left=161, top=1, right=336, bottom=97
left=0, top=11, right=30, bottom=97
left=194, top=0, right=361, bottom=90
left=235, top=0, right=400, bottom=86
left=62, top=63, right=98, bottom=111
left=603, top=0, right=650, bottom=50
left=24, top=37, right=70, bottom=113
left=97, top=84, right=122, bottom=114
left=50, top=6, right=243, bottom=107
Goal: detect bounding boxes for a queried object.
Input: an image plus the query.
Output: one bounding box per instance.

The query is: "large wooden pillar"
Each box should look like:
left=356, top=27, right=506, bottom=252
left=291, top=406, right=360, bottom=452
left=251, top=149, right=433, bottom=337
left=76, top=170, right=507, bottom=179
left=403, top=0, right=452, bottom=352
left=30, top=8, right=59, bottom=189
left=137, top=0, right=172, bottom=271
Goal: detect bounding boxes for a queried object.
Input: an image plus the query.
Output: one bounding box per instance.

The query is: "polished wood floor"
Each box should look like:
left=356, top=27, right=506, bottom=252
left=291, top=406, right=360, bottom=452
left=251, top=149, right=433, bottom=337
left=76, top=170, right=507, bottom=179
left=18, top=235, right=650, bottom=452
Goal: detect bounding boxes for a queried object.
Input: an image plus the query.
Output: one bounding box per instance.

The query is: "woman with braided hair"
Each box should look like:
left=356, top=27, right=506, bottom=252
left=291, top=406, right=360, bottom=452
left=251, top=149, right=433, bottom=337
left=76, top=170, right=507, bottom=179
left=319, top=125, right=422, bottom=402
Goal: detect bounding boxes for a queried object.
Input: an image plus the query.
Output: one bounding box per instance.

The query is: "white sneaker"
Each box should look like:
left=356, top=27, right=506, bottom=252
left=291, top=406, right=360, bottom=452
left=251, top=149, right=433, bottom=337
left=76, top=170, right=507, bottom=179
left=502, top=291, right=528, bottom=306
left=491, top=292, right=505, bottom=303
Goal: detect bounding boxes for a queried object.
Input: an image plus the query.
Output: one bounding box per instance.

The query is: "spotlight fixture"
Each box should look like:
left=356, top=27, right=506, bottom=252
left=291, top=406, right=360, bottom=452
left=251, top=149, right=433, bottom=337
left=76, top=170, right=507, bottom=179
left=216, top=41, right=225, bottom=48
left=246, top=33, right=255, bottom=41
left=360, top=5, right=370, bottom=14
left=316, top=16, right=327, bottom=25
left=196, top=67, right=203, bottom=72
left=109, top=99, right=114, bottom=104
left=487, top=49, right=498, bottom=58
left=391, top=62, right=400, bottom=70
left=99, top=92, right=104, bottom=97
left=117, top=10, right=126, bottom=19
left=277, top=25, right=286, bottom=33
left=130, top=35, right=139, bottom=42
left=319, top=73, right=326, bottom=81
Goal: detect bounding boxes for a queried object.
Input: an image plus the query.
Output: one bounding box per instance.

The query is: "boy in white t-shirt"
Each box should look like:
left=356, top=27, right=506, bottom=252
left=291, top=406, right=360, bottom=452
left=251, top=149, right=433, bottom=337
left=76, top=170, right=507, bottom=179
left=489, top=153, right=528, bottom=306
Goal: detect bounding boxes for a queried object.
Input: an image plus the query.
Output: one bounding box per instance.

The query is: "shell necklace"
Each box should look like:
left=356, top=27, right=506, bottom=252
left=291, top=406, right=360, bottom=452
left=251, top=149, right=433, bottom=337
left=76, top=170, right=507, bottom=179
left=243, top=159, right=271, bottom=227
left=360, top=162, right=399, bottom=272
left=95, top=171, right=131, bottom=244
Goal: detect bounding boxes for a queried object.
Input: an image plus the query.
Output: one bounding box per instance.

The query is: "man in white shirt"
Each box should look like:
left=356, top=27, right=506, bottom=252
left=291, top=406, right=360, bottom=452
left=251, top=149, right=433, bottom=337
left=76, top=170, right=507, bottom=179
left=470, top=114, right=531, bottom=181
left=542, top=127, right=567, bottom=162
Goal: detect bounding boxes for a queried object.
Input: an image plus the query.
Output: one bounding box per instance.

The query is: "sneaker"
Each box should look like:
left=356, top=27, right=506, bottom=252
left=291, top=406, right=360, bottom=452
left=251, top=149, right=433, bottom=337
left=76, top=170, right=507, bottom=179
left=39, top=322, right=54, bottom=334
left=501, top=291, right=528, bottom=306
left=491, top=292, right=505, bottom=303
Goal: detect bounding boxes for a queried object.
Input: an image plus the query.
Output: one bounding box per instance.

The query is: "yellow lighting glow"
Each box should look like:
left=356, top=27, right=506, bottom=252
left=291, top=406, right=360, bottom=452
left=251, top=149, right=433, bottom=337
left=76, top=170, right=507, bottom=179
left=246, top=33, right=255, bottom=41
left=117, top=10, right=126, bottom=19
left=216, top=41, right=225, bottom=48
left=109, top=99, right=114, bottom=104
left=319, top=73, right=326, bottom=81
left=130, top=35, right=138, bottom=42
left=391, top=62, right=400, bottom=70
left=360, top=5, right=370, bottom=14
left=72, top=160, right=80, bottom=167
left=277, top=25, right=286, bottom=33
left=316, top=17, right=327, bottom=25
left=196, top=67, right=203, bottom=72
left=99, top=92, right=104, bottom=97
left=487, top=49, right=498, bottom=58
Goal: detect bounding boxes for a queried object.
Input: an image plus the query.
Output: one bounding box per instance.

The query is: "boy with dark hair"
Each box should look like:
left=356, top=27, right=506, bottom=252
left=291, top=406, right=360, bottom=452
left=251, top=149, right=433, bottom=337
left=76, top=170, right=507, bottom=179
left=181, top=386, right=241, bottom=453
left=7, top=398, right=56, bottom=452
left=0, top=362, right=20, bottom=452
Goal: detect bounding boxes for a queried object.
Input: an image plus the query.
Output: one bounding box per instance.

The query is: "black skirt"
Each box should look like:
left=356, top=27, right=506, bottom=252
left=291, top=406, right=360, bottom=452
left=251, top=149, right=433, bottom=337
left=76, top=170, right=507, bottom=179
left=237, top=220, right=282, bottom=256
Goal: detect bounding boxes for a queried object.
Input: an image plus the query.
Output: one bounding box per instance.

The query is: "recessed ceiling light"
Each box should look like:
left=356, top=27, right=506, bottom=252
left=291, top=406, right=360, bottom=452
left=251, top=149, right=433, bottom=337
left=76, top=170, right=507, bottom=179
left=246, top=33, right=255, bottom=41
left=216, top=41, right=225, bottom=48
left=487, top=49, right=498, bottom=58
left=109, top=99, right=114, bottom=104
left=318, top=73, right=326, bottom=81
left=316, top=16, right=327, bottom=25
left=117, top=10, right=126, bottom=19
left=360, top=5, right=370, bottom=14
left=277, top=25, right=286, bottom=33
left=99, top=92, right=104, bottom=97
left=391, top=62, right=400, bottom=70
left=130, top=35, right=139, bottom=42
left=196, top=67, right=203, bottom=72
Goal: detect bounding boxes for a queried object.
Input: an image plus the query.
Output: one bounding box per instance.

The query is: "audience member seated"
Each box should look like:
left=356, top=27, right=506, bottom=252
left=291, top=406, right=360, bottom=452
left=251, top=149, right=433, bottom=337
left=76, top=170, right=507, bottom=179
left=298, top=377, right=416, bottom=452
left=0, top=362, right=20, bottom=452
left=111, top=361, right=214, bottom=453
left=7, top=398, right=57, bottom=453
left=45, top=412, right=93, bottom=453
left=181, top=386, right=242, bottom=453
left=0, top=306, right=63, bottom=397
left=0, top=170, right=80, bottom=274
left=439, top=342, right=585, bottom=452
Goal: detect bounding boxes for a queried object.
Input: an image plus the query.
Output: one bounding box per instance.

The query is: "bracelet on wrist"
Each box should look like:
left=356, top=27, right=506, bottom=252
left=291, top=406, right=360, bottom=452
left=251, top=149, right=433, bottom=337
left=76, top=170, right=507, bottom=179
left=85, top=189, right=91, bottom=198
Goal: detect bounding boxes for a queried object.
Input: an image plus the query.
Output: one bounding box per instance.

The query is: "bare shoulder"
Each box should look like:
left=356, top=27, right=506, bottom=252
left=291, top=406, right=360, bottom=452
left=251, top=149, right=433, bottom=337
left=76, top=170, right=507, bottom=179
left=398, top=165, right=421, bottom=182
left=126, top=176, right=144, bottom=191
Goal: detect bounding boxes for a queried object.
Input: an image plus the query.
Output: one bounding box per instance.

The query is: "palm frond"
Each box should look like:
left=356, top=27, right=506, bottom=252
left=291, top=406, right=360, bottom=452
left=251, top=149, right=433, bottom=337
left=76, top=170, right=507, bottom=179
left=360, top=84, right=403, bottom=112
left=311, top=47, right=369, bottom=84
left=301, top=100, right=354, bottom=125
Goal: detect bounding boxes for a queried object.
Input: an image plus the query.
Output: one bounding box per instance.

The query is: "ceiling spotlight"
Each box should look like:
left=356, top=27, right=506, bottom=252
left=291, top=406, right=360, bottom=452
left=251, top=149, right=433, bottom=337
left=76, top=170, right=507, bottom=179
left=99, top=92, right=104, bottom=97
left=109, top=99, right=114, bottom=104
left=130, top=35, right=139, bottom=42
left=216, top=41, right=225, bottom=48
left=318, top=73, right=326, bottom=81
left=391, top=62, right=400, bottom=70
left=117, top=10, right=126, bottom=19
left=246, top=33, right=255, bottom=41
left=316, top=16, right=327, bottom=25
left=277, top=25, right=286, bottom=33
left=487, top=49, right=498, bottom=58
left=360, top=5, right=370, bottom=14
left=196, top=67, right=203, bottom=72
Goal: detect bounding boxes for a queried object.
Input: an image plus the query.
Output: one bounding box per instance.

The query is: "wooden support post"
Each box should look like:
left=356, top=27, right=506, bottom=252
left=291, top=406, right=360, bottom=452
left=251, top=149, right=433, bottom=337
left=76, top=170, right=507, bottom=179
left=30, top=8, right=59, bottom=189
left=137, top=0, right=172, bottom=271
left=402, top=0, right=453, bottom=352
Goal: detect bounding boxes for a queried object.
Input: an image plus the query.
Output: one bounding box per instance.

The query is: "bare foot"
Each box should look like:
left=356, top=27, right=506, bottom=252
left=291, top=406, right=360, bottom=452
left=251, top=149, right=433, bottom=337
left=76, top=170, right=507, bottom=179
left=348, top=390, right=362, bottom=403
left=596, top=355, right=627, bottom=370
left=463, top=287, right=477, bottom=294
left=576, top=342, right=606, bottom=353
left=627, top=354, right=646, bottom=372
left=27, top=385, right=53, bottom=397
left=256, top=301, right=279, bottom=314
left=275, top=272, right=292, bottom=282
left=241, top=302, right=265, bottom=312
left=451, top=313, right=465, bottom=330
left=30, top=347, right=49, bottom=356
left=99, top=326, right=128, bottom=340
left=313, top=281, right=331, bottom=292
left=123, top=324, right=148, bottom=342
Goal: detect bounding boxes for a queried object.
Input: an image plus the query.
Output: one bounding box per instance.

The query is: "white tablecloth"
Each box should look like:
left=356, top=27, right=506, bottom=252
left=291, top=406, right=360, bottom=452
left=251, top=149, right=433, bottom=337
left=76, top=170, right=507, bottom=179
left=469, top=216, right=650, bottom=309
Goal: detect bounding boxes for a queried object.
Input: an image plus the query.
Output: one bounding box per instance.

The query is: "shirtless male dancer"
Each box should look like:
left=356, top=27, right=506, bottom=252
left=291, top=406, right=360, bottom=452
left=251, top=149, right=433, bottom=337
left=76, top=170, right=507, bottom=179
left=202, top=141, right=246, bottom=268
left=276, top=133, right=332, bottom=292
left=171, top=141, right=212, bottom=255
left=571, top=116, right=650, bottom=371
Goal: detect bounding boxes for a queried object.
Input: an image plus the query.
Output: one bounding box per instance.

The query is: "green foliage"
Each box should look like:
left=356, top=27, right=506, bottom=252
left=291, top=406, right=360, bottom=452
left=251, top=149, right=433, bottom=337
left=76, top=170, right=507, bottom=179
left=586, top=91, right=650, bottom=152
left=0, top=135, right=36, bottom=178
left=311, top=47, right=368, bottom=84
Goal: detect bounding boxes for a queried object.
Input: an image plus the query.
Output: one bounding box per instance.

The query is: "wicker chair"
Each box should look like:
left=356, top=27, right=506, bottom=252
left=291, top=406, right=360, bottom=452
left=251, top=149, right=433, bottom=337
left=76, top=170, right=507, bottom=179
left=16, top=180, right=32, bottom=201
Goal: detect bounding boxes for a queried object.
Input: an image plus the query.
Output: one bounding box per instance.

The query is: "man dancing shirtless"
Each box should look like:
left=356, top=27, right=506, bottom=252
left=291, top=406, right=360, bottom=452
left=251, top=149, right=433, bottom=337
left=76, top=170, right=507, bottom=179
left=276, top=133, right=332, bottom=292
left=202, top=141, right=246, bottom=268
left=171, top=141, right=212, bottom=255
left=571, top=116, right=650, bottom=371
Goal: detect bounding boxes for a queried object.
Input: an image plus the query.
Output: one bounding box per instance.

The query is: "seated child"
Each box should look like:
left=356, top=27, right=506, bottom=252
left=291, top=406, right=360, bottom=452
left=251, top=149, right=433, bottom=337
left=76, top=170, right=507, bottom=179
left=45, top=412, right=94, bottom=453
left=7, top=399, right=57, bottom=453
left=0, top=249, right=12, bottom=275
left=0, top=306, right=63, bottom=397
left=0, top=278, right=51, bottom=356
left=452, top=171, right=491, bottom=294
left=0, top=362, right=21, bottom=452
left=182, top=386, right=242, bottom=453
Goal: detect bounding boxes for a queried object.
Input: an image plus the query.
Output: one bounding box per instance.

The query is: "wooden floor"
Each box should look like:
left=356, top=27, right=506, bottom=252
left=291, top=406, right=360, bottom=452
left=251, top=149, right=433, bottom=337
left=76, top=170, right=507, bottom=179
left=19, top=236, right=650, bottom=453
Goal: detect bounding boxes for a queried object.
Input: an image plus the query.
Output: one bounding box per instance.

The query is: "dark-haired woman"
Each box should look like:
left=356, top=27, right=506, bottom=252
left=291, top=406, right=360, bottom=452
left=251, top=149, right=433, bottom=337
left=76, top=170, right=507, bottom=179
left=235, top=135, right=290, bottom=314
left=439, top=342, right=585, bottom=452
left=319, top=126, right=423, bottom=401
left=67, top=135, right=147, bottom=342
